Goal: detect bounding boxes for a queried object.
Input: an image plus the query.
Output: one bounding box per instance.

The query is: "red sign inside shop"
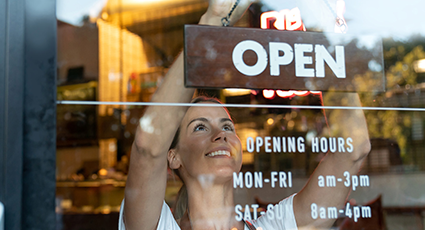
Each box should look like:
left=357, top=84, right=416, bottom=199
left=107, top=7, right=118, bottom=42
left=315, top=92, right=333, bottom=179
left=260, top=8, right=306, bottom=31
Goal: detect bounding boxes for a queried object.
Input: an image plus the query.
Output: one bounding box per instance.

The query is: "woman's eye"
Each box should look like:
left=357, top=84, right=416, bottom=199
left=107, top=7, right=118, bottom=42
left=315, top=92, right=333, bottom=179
left=223, top=125, right=234, bottom=131
left=194, top=124, right=206, bottom=131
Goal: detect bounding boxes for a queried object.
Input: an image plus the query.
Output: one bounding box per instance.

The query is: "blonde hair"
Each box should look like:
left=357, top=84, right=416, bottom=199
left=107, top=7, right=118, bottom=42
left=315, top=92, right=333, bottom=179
left=173, top=174, right=188, bottom=220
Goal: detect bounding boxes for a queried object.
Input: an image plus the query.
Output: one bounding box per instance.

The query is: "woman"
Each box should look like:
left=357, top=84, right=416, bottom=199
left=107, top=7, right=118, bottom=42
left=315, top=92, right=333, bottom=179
left=120, top=0, right=371, bottom=229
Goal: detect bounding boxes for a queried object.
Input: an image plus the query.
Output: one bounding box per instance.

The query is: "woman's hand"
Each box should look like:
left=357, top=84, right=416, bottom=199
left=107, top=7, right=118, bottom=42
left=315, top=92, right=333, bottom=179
left=200, top=0, right=255, bottom=26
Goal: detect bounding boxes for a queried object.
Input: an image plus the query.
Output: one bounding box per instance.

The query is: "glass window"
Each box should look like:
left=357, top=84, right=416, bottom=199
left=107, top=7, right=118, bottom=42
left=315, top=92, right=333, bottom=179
left=56, top=0, right=425, bottom=229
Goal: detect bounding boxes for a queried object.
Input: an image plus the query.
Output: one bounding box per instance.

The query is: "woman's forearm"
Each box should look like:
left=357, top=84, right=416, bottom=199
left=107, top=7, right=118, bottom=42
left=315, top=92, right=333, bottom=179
left=322, top=92, right=371, bottom=163
left=293, top=92, right=371, bottom=228
left=133, top=53, right=194, bottom=157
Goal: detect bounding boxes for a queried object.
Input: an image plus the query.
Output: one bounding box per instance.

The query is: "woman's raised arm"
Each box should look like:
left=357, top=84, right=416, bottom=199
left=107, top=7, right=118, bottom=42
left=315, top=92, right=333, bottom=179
left=123, top=1, right=253, bottom=229
left=293, top=92, right=371, bottom=229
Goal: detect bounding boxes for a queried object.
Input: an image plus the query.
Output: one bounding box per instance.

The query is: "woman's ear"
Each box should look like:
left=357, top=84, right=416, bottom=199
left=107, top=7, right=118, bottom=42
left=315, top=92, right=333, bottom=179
left=168, top=149, right=181, bottom=170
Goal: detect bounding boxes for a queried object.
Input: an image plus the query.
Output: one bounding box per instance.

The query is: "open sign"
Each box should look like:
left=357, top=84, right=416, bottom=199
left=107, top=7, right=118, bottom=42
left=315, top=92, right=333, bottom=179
left=232, top=40, right=345, bottom=79
left=184, top=25, right=384, bottom=92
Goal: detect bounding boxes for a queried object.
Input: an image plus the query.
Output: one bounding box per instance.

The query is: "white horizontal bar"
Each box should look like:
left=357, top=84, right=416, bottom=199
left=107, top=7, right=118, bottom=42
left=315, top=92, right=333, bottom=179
left=56, top=100, right=425, bottom=112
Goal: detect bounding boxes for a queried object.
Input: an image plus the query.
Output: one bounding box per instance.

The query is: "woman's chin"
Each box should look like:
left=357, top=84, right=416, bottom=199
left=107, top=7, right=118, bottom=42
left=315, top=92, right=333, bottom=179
left=211, top=167, right=238, bottom=183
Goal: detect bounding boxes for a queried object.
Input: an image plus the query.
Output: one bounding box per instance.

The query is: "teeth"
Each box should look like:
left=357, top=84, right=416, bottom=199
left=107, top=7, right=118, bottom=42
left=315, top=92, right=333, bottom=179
left=207, top=150, right=231, bottom=157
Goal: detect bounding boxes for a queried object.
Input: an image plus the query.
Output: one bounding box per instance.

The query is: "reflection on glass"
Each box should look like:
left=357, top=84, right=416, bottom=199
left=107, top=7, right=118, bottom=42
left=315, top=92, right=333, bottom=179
left=55, top=0, right=425, bottom=229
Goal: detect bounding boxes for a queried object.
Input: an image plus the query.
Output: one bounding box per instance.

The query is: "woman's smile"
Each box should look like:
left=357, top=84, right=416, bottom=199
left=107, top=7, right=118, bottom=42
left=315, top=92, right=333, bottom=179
left=205, top=146, right=232, bottom=157
left=205, top=150, right=231, bottom=157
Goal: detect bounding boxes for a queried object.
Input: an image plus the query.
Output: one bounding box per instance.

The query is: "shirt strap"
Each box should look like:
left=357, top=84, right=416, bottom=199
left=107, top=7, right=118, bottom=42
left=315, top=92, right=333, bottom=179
left=242, top=219, right=257, bottom=230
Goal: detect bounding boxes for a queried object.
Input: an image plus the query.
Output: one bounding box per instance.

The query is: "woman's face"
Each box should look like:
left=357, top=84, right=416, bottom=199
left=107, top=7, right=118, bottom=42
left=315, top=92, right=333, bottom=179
left=171, top=103, right=242, bottom=183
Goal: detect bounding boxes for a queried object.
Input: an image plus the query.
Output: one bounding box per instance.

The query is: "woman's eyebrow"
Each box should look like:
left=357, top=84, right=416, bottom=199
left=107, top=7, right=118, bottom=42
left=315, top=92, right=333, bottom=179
left=187, top=117, right=209, bottom=128
left=220, top=118, right=234, bottom=124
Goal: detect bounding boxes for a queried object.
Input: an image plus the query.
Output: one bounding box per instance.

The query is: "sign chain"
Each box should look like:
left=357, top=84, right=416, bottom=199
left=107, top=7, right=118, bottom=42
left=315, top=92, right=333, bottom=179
left=221, top=0, right=241, bottom=27
left=322, top=0, right=347, bottom=32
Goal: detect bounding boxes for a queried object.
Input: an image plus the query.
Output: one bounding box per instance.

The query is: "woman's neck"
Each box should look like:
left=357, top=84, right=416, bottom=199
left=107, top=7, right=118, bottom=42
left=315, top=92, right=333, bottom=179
left=184, top=179, right=243, bottom=230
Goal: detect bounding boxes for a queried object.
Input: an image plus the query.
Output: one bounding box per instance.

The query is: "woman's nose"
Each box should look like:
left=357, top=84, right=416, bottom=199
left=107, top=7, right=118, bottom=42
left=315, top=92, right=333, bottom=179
left=213, top=131, right=227, bottom=142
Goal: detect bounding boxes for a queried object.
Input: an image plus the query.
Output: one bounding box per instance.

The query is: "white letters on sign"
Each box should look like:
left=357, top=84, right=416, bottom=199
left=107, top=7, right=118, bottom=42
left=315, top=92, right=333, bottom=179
left=295, top=44, right=314, bottom=77
left=315, top=45, right=346, bottom=78
left=232, top=40, right=268, bottom=76
left=232, top=40, right=346, bottom=78
left=269, top=42, right=294, bottom=76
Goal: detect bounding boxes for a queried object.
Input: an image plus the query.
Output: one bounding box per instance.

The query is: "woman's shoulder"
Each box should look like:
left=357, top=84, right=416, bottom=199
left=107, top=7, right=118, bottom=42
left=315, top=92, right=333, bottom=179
left=119, top=199, right=181, bottom=230
left=157, top=201, right=181, bottom=229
